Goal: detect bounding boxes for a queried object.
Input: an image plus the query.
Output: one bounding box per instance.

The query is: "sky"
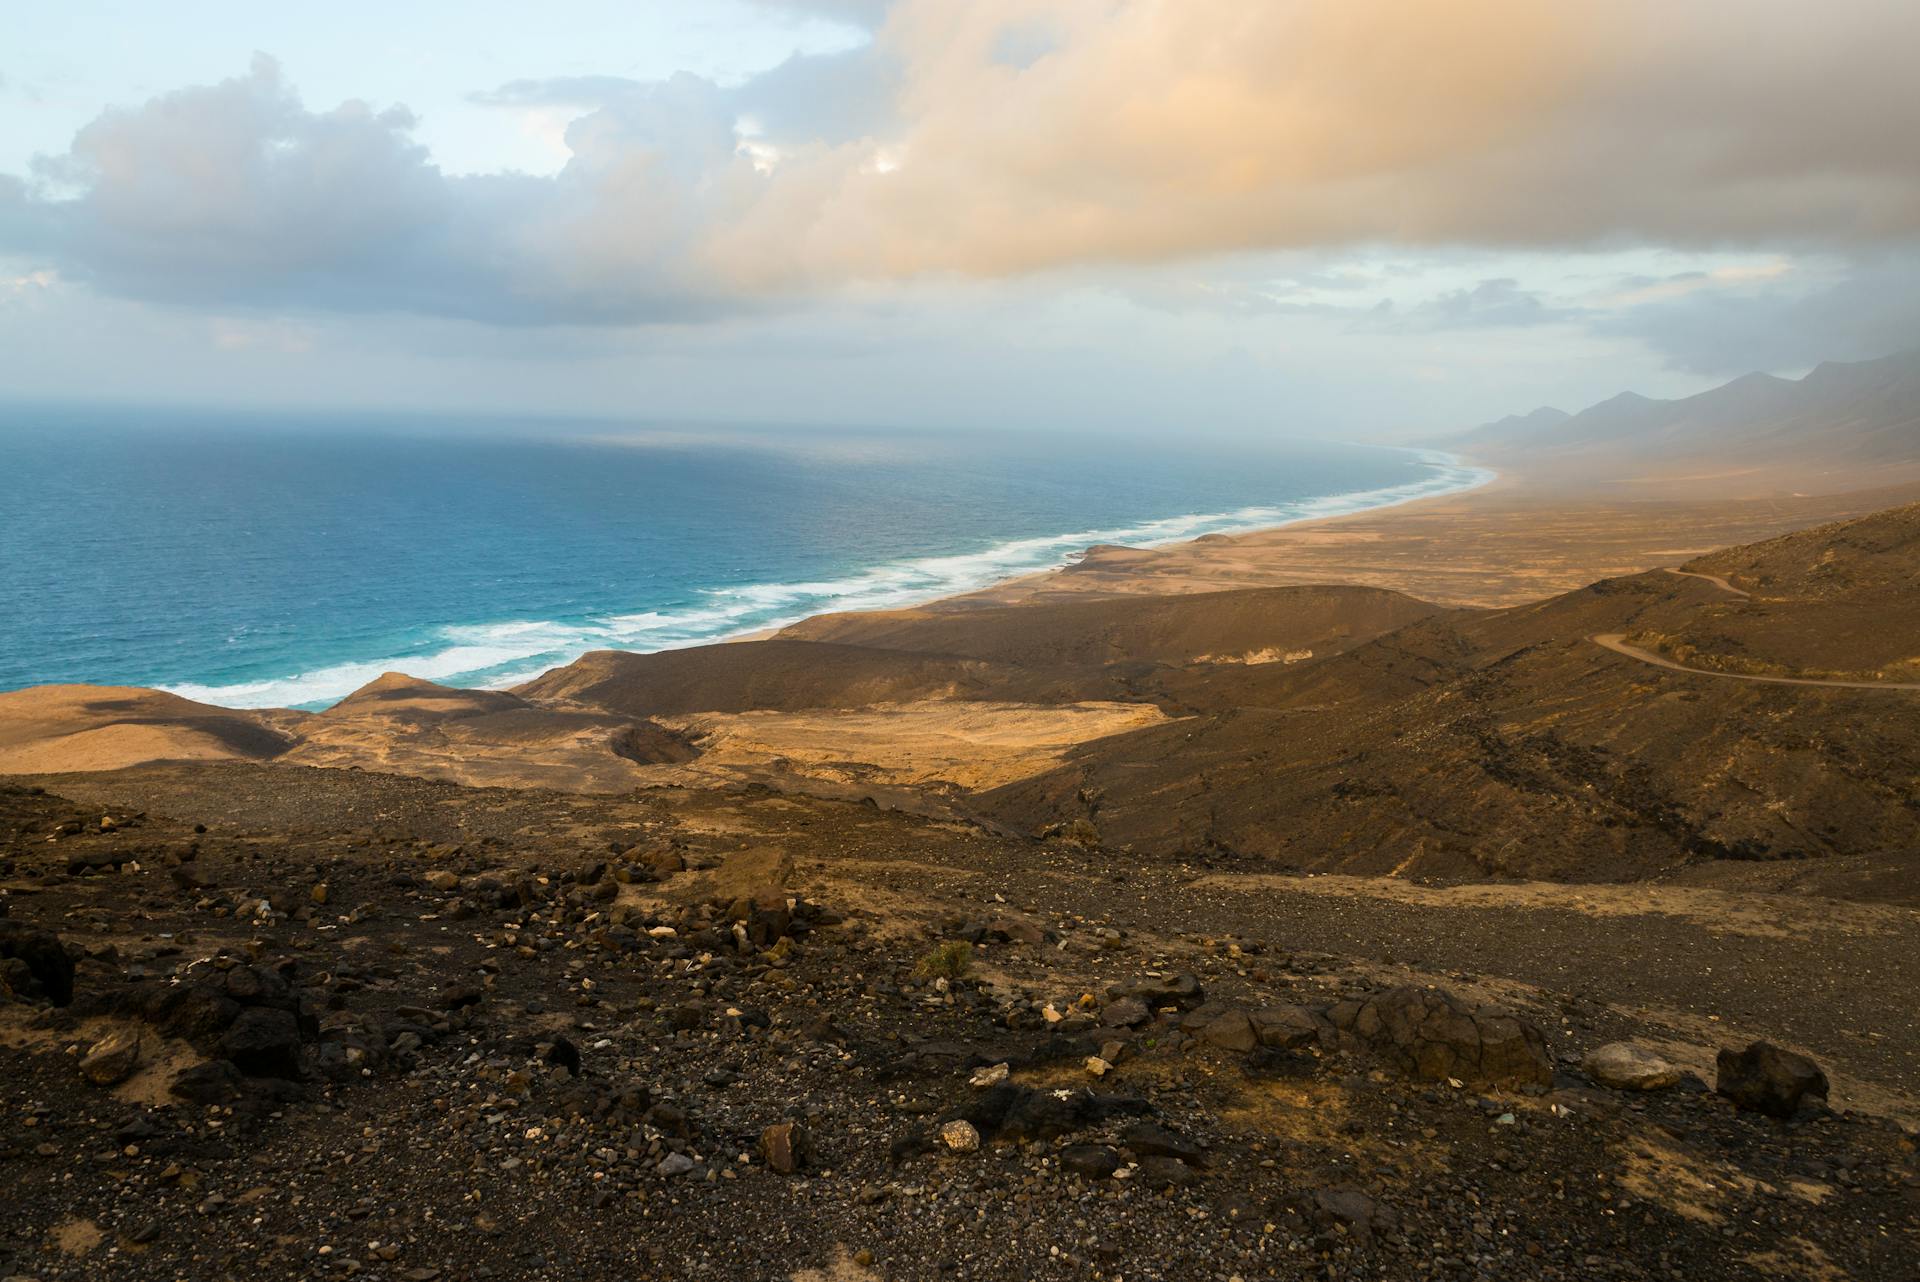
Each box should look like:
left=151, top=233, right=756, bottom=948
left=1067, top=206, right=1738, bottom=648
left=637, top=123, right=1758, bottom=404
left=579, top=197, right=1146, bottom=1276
left=3, top=0, right=1918, bottom=440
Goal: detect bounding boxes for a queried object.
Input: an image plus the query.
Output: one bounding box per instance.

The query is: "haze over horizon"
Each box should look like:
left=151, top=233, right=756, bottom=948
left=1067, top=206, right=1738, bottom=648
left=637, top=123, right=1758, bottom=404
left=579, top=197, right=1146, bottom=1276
left=4, top=0, right=1920, bottom=440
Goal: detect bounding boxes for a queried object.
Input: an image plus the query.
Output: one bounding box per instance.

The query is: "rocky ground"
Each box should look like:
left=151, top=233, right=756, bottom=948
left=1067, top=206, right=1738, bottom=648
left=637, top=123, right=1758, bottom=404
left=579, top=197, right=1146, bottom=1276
left=3, top=770, right=1916, bottom=1282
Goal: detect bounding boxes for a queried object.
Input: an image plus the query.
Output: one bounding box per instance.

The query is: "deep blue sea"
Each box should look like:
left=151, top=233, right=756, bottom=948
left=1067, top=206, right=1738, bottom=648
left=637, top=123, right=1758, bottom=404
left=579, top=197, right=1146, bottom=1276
left=0, top=407, right=1489, bottom=709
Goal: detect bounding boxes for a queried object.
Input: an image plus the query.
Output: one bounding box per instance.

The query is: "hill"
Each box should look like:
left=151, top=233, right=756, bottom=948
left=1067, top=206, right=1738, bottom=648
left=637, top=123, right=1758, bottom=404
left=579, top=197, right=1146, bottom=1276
left=0, top=686, right=295, bottom=773
left=774, top=585, right=1442, bottom=669
left=977, top=504, right=1920, bottom=883
left=513, top=640, right=1027, bottom=716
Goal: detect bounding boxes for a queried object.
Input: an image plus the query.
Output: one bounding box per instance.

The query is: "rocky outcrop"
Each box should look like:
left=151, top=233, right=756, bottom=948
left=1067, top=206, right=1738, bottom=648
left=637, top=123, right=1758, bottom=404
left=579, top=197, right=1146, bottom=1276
left=0, top=921, right=75, bottom=1006
left=1326, top=986, right=1552, bottom=1088
left=1716, top=1041, right=1829, bottom=1118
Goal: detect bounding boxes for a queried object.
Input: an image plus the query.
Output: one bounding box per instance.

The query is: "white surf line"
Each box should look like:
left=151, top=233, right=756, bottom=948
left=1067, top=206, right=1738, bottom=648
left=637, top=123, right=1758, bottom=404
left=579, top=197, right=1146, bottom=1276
left=164, top=448, right=1496, bottom=710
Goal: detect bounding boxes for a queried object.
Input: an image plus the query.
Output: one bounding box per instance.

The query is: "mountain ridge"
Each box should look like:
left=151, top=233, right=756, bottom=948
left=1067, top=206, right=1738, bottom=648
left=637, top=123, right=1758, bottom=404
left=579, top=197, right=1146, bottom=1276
left=1445, top=348, right=1920, bottom=493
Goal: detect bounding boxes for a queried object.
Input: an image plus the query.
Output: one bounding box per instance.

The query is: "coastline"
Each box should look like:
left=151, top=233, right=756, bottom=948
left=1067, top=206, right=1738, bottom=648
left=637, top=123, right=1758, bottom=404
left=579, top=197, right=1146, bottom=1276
left=153, top=445, right=1495, bottom=708
left=720, top=448, right=1497, bottom=644
left=790, top=466, right=1920, bottom=618
left=143, top=448, right=1920, bottom=708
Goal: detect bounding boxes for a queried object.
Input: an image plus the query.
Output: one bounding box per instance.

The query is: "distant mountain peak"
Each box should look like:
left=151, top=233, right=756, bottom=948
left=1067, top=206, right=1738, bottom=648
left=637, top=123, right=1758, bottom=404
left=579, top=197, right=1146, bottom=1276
left=1450, top=348, right=1920, bottom=492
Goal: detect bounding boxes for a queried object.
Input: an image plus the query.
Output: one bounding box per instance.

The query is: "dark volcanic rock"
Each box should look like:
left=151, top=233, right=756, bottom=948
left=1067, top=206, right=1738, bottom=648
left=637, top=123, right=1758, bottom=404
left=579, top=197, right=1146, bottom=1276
left=1306, top=1186, right=1397, bottom=1243
left=221, top=1006, right=304, bottom=1078
left=1716, top=1040, right=1830, bottom=1118
left=958, top=1083, right=1151, bottom=1141
left=1329, top=985, right=1551, bottom=1088
left=1134, top=1155, right=1198, bottom=1189
left=1060, top=1144, right=1122, bottom=1179
left=0, top=920, right=75, bottom=1006
left=170, top=1059, right=249, bottom=1105
left=1120, top=1121, right=1206, bottom=1167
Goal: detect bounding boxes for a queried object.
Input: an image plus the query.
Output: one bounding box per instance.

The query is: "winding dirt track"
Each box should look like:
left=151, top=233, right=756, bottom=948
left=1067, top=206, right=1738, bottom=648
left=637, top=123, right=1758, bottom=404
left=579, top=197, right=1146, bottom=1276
left=1662, top=566, right=1750, bottom=596
left=1591, top=633, right=1920, bottom=691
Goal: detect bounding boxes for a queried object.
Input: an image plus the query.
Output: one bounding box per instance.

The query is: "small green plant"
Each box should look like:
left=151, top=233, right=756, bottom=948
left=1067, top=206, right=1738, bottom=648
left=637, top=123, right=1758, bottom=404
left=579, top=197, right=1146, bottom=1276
left=915, top=940, right=973, bottom=980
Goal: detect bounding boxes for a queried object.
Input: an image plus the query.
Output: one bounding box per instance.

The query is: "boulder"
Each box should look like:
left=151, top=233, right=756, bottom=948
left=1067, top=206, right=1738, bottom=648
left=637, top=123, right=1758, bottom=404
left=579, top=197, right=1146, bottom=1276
left=1584, top=1042, right=1682, bottom=1091
left=1329, top=985, right=1551, bottom=1088
left=958, top=1083, right=1150, bottom=1141
left=1133, top=1155, right=1197, bottom=1189
left=1117, top=973, right=1206, bottom=1011
left=629, top=847, right=685, bottom=877
left=80, top=1029, right=142, bottom=1086
left=1715, top=1041, right=1828, bottom=1118
left=1199, top=1010, right=1258, bottom=1054
left=983, top=918, right=1048, bottom=945
left=1250, top=1005, right=1325, bottom=1050
left=1060, top=1144, right=1121, bottom=1179
left=170, top=1059, right=248, bottom=1105
left=1120, top=1121, right=1205, bottom=1167
left=220, top=1006, right=304, bottom=1078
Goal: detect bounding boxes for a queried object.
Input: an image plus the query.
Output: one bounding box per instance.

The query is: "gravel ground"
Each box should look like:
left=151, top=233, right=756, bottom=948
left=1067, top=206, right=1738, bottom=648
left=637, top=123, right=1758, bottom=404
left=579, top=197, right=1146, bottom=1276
left=3, top=770, right=1917, bottom=1281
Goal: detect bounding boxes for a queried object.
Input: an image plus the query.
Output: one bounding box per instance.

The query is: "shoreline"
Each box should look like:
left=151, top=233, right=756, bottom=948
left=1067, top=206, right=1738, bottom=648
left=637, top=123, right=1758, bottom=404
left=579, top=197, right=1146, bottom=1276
left=791, top=468, right=1920, bottom=617
left=108, top=453, right=1920, bottom=710
left=722, top=448, right=1498, bottom=643
left=149, top=446, right=1497, bottom=709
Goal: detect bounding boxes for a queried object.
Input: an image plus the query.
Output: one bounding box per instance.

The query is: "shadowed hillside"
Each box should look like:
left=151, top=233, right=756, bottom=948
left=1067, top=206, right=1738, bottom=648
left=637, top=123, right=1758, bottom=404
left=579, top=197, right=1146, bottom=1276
left=977, top=505, right=1920, bottom=885
left=775, top=585, right=1443, bottom=669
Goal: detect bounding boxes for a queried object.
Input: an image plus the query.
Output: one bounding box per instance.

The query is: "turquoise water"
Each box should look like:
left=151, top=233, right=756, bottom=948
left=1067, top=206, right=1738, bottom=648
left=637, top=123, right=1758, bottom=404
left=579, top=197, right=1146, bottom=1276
left=0, top=406, right=1489, bottom=709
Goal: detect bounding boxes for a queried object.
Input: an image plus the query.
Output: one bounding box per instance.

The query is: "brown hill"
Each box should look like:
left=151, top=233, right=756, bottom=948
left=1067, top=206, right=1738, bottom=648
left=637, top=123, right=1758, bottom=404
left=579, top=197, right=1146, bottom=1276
left=0, top=686, right=294, bottom=773
left=516, top=585, right=1447, bottom=722
left=977, top=505, right=1920, bottom=881
left=1640, top=502, right=1920, bottom=680
left=514, top=639, right=1038, bottom=716
left=318, top=671, right=525, bottom=721
left=775, top=584, right=1442, bottom=669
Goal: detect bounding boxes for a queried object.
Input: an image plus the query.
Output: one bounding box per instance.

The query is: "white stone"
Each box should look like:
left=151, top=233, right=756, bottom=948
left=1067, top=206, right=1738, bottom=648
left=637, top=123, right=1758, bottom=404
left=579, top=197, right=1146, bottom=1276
left=1584, top=1042, right=1683, bottom=1091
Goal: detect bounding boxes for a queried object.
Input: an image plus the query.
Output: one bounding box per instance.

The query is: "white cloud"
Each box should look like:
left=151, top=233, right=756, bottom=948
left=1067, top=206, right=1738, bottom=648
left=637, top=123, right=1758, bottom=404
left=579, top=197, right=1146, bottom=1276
left=2, top=1, right=1917, bottom=336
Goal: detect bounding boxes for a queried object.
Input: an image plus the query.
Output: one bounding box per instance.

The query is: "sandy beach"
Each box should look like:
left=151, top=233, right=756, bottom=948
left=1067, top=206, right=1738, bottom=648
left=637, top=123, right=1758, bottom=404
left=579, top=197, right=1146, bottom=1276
left=788, top=463, right=1920, bottom=621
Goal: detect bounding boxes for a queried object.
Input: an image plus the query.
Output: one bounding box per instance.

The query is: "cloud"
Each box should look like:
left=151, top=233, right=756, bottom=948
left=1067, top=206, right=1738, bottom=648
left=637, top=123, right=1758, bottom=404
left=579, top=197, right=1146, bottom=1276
left=4, top=2, right=1919, bottom=327
left=1598, top=248, right=1920, bottom=375
left=746, top=0, right=891, bottom=29
left=1364, top=279, right=1573, bottom=333
left=6, top=56, right=764, bottom=324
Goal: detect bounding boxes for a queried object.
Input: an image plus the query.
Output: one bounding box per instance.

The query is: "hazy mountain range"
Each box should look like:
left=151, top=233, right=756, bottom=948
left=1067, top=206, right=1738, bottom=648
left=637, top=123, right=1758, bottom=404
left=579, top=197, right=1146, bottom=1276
left=1448, top=348, right=1920, bottom=492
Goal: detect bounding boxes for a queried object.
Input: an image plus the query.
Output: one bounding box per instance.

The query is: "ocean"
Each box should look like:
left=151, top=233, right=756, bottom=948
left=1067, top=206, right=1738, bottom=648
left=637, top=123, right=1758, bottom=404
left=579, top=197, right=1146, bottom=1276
left=0, top=406, right=1489, bottom=709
